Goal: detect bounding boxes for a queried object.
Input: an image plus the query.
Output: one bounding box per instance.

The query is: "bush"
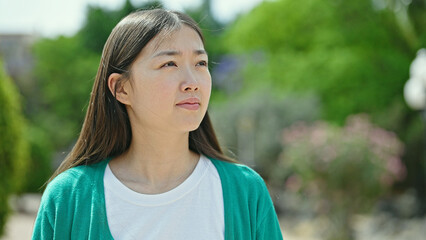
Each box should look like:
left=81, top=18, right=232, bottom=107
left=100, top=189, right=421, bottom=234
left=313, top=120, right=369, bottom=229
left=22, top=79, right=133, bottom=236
left=0, top=60, right=29, bottom=236
left=275, top=114, right=405, bottom=239
left=21, top=124, right=53, bottom=193
left=210, top=89, right=320, bottom=176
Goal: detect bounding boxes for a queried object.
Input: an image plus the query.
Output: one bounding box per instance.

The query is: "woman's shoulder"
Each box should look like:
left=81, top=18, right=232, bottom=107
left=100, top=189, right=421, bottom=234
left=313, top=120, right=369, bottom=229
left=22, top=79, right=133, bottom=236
left=44, top=160, right=107, bottom=199
left=209, top=158, right=266, bottom=187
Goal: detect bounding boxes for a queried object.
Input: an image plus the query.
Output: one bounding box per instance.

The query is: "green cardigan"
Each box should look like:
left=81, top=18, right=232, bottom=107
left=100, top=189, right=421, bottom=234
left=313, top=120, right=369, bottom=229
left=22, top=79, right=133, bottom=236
left=32, top=158, right=283, bottom=240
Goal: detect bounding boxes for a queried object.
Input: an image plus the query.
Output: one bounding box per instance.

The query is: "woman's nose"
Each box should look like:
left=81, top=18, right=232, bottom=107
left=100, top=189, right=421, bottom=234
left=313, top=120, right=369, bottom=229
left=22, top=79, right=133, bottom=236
left=181, top=67, right=199, bottom=92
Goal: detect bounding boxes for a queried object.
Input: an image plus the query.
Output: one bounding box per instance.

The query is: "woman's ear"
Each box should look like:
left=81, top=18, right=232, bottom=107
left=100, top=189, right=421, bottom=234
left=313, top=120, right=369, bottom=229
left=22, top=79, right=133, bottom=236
left=108, top=73, right=131, bottom=105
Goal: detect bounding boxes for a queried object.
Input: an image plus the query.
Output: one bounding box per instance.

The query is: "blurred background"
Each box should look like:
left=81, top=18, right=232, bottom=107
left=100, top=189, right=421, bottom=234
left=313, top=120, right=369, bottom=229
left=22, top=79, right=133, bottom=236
left=0, top=0, right=425, bottom=239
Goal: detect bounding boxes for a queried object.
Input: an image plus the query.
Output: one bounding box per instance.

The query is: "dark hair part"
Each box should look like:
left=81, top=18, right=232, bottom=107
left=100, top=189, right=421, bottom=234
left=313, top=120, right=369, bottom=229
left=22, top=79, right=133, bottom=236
left=50, top=9, right=235, bottom=181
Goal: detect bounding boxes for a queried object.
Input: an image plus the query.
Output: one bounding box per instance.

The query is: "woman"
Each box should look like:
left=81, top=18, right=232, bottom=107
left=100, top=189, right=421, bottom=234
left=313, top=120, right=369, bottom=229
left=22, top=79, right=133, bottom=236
left=32, top=9, right=283, bottom=240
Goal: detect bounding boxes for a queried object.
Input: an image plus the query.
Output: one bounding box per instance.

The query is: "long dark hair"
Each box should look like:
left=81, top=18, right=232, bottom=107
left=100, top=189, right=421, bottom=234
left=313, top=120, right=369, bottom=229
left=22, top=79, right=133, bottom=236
left=51, top=9, right=235, bottom=181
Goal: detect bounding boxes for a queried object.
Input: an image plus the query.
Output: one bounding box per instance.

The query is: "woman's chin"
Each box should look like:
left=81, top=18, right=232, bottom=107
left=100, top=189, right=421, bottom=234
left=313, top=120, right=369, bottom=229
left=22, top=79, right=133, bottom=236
left=187, top=124, right=202, bottom=132
left=178, top=121, right=202, bottom=133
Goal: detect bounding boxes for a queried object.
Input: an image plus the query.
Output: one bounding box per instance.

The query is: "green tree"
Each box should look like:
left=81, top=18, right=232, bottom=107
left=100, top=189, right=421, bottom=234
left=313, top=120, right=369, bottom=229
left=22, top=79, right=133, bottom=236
left=0, top=59, right=29, bottom=236
left=33, top=35, right=99, bottom=148
left=79, top=0, right=163, bottom=52
left=223, top=0, right=415, bottom=124
left=410, top=0, right=426, bottom=45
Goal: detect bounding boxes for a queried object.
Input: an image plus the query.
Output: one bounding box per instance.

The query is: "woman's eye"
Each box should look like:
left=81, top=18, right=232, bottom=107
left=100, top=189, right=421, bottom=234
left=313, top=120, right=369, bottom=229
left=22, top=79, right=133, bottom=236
left=161, top=61, right=177, bottom=68
left=197, top=60, right=208, bottom=67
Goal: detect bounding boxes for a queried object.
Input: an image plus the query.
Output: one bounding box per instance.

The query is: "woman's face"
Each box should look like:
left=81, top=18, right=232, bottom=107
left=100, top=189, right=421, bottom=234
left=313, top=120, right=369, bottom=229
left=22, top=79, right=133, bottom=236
left=123, top=25, right=211, bottom=134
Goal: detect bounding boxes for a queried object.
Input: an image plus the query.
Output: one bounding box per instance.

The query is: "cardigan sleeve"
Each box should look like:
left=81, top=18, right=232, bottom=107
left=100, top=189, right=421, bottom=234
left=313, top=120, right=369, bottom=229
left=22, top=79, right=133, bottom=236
left=31, top=168, right=81, bottom=240
left=32, top=199, right=54, bottom=240
left=254, top=176, right=283, bottom=240
left=32, top=161, right=111, bottom=240
left=256, top=205, right=283, bottom=239
left=32, top=182, right=67, bottom=240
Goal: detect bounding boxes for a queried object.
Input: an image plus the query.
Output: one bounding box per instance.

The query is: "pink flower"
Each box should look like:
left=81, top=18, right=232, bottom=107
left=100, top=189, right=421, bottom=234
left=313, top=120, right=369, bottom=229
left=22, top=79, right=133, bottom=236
left=285, top=175, right=302, bottom=192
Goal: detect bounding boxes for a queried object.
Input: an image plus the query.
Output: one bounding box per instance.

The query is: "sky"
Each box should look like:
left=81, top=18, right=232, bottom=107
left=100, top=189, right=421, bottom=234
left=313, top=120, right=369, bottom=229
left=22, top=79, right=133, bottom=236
left=0, top=0, right=263, bottom=37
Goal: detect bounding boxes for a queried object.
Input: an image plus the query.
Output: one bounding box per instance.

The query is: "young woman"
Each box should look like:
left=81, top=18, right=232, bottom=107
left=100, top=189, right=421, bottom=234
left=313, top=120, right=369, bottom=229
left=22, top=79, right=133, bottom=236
left=32, top=9, right=283, bottom=240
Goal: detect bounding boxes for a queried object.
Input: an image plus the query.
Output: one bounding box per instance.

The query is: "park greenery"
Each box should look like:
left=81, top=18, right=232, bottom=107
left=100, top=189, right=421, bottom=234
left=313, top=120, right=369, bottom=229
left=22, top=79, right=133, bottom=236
left=223, top=0, right=416, bottom=125
left=1, top=0, right=425, bottom=236
left=218, top=0, right=426, bottom=214
left=0, top=60, right=29, bottom=236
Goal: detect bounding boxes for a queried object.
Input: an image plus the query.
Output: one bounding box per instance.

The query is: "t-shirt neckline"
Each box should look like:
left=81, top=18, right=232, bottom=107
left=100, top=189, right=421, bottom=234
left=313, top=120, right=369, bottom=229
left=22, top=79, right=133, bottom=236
left=104, top=154, right=209, bottom=206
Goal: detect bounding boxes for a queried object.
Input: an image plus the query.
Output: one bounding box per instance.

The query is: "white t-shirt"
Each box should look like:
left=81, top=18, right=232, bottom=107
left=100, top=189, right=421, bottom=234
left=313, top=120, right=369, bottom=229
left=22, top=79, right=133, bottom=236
left=104, top=155, right=225, bottom=240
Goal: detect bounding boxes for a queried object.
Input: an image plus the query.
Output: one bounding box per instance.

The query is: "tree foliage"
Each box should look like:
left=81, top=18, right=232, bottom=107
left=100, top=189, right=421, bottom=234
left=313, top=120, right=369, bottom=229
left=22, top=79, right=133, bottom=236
left=33, top=35, right=99, bottom=147
left=79, top=0, right=163, bottom=52
left=223, top=0, right=420, bottom=124
left=0, top=60, right=29, bottom=236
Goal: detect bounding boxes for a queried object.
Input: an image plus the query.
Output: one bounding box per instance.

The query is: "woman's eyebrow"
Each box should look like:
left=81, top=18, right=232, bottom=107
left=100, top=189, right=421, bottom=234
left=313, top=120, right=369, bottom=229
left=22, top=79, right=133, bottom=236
left=152, top=49, right=207, bottom=58
left=194, top=49, right=207, bottom=55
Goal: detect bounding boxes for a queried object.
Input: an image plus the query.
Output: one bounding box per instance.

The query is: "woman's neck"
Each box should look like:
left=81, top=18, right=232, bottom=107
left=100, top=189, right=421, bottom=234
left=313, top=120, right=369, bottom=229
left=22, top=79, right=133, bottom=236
left=109, top=128, right=200, bottom=194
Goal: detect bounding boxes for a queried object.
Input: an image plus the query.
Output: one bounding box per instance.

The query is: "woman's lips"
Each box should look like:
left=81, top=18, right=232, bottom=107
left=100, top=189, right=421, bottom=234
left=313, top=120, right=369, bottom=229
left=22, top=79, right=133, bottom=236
left=176, top=97, right=200, bottom=110
left=176, top=103, right=200, bottom=110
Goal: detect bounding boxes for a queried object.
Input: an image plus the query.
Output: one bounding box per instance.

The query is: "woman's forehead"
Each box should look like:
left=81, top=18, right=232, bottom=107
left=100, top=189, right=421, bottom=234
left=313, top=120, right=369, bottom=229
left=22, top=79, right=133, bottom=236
left=143, top=26, right=204, bottom=56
